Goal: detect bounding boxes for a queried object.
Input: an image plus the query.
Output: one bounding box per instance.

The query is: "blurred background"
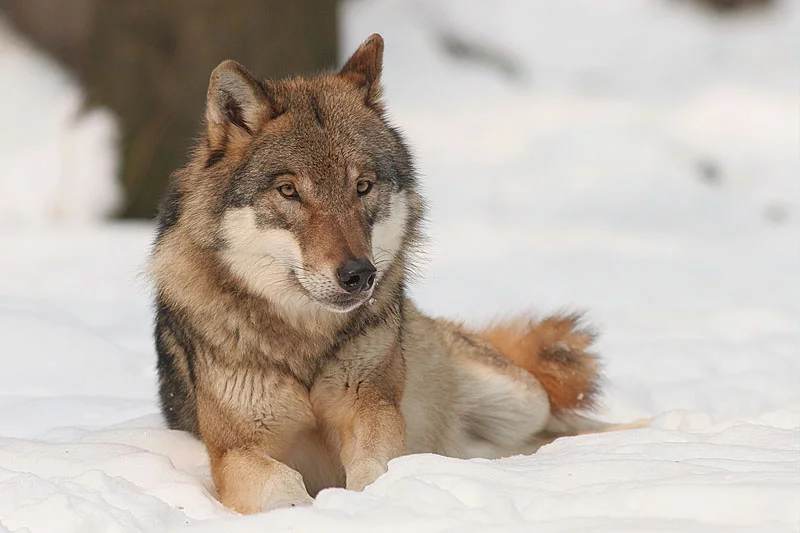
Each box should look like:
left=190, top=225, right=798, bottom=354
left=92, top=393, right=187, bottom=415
left=1, top=0, right=338, bottom=219
left=0, top=0, right=797, bottom=432
left=0, top=0, right=793, bottom=221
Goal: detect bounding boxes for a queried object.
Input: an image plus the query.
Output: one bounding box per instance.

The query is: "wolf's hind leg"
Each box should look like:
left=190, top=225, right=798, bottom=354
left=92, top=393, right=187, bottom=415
left=451, top=355, right=553, bottom=459
left=478, top=315, right=655, bottom=441
left=478, top=313, right=601, bottom=414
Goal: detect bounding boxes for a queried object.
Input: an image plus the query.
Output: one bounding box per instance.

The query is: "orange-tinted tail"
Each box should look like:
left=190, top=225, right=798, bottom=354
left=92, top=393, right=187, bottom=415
left=478, top=313, right=601, bottom=414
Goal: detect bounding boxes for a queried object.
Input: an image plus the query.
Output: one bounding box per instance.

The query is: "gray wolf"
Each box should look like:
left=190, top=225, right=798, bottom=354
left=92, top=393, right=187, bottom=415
left=152, top=34, right=637, bottom=514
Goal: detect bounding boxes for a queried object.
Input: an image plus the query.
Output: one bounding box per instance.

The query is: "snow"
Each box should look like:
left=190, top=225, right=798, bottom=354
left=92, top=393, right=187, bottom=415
left=0, top=16, right=120, bottom=223
left=1, top=1, right=798, bottom=532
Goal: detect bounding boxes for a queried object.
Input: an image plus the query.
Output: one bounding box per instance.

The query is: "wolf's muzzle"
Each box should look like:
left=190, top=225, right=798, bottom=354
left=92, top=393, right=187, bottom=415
left=337, top=258, right=377, bottom=294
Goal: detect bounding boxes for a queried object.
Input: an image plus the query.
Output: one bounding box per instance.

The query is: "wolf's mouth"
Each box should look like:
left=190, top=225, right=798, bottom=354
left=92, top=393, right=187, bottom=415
left=318, top=294, right=372, bottom=313
left=291, top=269, right=374, bottom=313
left=306, top=291, right=373, bottom=313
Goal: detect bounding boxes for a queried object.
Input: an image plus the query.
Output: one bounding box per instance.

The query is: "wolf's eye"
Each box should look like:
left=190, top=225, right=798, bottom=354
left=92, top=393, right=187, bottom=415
left=356, top=180, right=373, bottom=196
left=278, top=183, right=299, bottom=200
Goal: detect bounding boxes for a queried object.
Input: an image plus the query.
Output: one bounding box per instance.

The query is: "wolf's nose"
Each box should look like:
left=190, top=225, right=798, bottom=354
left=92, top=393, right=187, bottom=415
left=337, top=259, right=377, bottom=294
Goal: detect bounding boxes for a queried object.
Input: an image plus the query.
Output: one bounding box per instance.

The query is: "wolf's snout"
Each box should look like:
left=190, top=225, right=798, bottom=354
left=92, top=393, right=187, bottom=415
left=337, top=259, right=377, bottom=294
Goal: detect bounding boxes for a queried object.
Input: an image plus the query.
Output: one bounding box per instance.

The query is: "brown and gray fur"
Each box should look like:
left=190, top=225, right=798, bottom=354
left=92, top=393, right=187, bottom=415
left=152, top=34, right=641, bottom=515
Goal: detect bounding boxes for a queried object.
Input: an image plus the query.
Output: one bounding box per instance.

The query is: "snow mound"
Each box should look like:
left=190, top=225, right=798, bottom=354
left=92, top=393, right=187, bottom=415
left=0, top=16, right=120, bottom=223
left=0, top=419, right=797, bottom=532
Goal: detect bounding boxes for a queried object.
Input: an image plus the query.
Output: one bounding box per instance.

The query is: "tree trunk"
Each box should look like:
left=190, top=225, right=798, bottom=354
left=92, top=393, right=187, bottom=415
left=2, top=0, right=339, bottom=218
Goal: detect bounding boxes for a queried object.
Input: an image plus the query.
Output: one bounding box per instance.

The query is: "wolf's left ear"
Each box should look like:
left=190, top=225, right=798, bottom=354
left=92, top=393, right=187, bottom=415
left=205, top=60, right=270, bottom=148
left=340, top=34, right=384, bottom=106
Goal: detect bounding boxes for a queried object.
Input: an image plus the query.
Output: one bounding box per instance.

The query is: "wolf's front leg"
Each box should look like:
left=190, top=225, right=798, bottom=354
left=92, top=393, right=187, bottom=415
left=197, top=374, right=317, bottom=514
left=313, top=358, right=407, bottom=491
left=340, top=383, right=407, bottom=491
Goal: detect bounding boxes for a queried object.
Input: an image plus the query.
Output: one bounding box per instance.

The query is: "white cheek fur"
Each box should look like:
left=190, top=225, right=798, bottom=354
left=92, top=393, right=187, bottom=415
left=371, top=191, right=409, bottom=274
left=219, top=207, right=307, bottom=303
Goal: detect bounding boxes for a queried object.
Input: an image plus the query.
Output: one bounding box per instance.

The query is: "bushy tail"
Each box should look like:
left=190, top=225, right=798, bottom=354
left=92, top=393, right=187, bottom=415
left=477, top=313, right=601, bottom=415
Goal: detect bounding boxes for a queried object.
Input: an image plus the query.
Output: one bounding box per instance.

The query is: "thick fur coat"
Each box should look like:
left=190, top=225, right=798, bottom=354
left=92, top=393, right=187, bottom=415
left=152, top=35, right=615, bottom=514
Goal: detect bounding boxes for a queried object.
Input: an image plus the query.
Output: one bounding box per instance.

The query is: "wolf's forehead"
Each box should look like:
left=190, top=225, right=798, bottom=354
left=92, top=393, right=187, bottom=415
left=252, top=116, right=381, bottom=175
left=251, top=128, right=370, bottom=178
left=231, top=78, right=410, bottom=190
left=272, top=77, right=358, bottom=116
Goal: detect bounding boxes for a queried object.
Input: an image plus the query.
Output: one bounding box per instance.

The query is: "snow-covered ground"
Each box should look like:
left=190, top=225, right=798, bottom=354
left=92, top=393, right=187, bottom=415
left=1, top=1, right=798, bottom=531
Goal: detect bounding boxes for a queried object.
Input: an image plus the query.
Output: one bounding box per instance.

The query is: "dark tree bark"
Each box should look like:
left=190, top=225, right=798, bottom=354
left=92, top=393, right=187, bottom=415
left=2, top=0, right=339, bottom=218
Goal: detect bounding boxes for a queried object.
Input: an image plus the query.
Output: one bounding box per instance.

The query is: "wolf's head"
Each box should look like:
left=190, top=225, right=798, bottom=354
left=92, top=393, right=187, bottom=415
left=159, top=35, right=422, bottom=316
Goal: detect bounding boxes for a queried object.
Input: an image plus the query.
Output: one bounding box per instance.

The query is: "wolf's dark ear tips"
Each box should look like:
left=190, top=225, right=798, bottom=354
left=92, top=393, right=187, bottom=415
left=206, top=60, right=269, bottom=144
left=340, top=33, right=384, bottom=106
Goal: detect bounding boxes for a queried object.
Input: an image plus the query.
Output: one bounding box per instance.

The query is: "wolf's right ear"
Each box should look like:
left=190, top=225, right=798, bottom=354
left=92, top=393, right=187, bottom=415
left=205, top=60, right=270, bottom=149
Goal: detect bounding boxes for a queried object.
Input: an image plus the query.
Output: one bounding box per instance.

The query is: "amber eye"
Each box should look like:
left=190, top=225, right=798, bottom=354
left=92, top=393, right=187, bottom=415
left=278, top=183, right=299, bottom=199
left=356, top=180, right=373, bottom=196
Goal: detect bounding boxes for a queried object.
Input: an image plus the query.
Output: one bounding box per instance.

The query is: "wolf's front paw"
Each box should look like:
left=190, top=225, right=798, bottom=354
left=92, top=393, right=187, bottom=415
left=256, top=468, right=314, bottom=513
left=266, top=493, right=314, bottom=511
left=346, top=458, right=387, bottom=491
